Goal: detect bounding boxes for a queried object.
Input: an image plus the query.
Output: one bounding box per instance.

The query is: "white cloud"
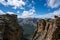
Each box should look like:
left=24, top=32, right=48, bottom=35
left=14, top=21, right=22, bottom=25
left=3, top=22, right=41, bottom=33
left=0, top=0, right=7, bottom=5
left=0, top=10, right=5, bottom=15
left=0, top=10, right=15, bottom=15
left=47, top=0, right=60, bottom=8
left=0, top=0, right=26, bottom=9
left=53, top=9, right=60, bottom=16
left=20, top=8, right=36, bottom=18
left=36, top=9, right=60, bottom=18
left=18, top=8, right=60, bottom=18
left=0, top=8, right=60, bottom=18
left=0, top=9, right=60, bottom=19
left=7, top=11, right=15, bottom=14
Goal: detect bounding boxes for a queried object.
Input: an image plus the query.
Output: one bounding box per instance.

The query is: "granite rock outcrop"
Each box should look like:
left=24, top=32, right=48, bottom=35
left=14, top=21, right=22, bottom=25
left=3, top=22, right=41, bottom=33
left=32, top=16, right=60, bottom=40
left=0, top=14, right=23, bottom=40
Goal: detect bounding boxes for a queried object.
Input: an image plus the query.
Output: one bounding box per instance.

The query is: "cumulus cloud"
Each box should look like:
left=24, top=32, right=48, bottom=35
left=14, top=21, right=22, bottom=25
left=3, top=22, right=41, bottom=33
left=47, top=0, right=60, bottom=8
left=0, top=0, right=26, bottom=9
left=20, top=8, right=36, bottom=18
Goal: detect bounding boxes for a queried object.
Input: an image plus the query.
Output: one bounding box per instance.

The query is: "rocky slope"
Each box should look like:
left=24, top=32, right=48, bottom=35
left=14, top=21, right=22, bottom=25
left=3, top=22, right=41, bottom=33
left=32, top=16, right=60, bottom=40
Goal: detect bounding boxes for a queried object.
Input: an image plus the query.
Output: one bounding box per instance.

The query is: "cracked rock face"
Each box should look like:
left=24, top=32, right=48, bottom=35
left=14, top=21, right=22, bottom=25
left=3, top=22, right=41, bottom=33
left=0, top=14, right=23, bottom=40
left=32, top=16, right=60, bottom=40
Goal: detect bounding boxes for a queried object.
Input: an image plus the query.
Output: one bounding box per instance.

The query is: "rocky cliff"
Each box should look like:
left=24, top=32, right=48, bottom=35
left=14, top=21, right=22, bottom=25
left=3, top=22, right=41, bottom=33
left=0, top=14, right=23, bottom=40
left=32, top=16, right=60, bottom=40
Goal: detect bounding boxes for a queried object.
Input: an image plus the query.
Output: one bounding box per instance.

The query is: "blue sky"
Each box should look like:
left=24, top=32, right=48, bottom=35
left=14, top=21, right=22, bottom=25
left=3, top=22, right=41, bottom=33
left=0, top=0, right=60, bottom=18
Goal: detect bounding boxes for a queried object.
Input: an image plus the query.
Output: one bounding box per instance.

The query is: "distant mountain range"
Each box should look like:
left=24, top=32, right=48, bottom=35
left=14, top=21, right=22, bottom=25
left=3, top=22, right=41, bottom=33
left=18, top=18, right=39, bottom=40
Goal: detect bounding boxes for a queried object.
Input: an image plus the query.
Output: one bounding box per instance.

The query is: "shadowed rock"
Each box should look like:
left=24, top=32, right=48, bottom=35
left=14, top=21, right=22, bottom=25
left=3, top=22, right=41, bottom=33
left=0, top=14, right=23, bottom=40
